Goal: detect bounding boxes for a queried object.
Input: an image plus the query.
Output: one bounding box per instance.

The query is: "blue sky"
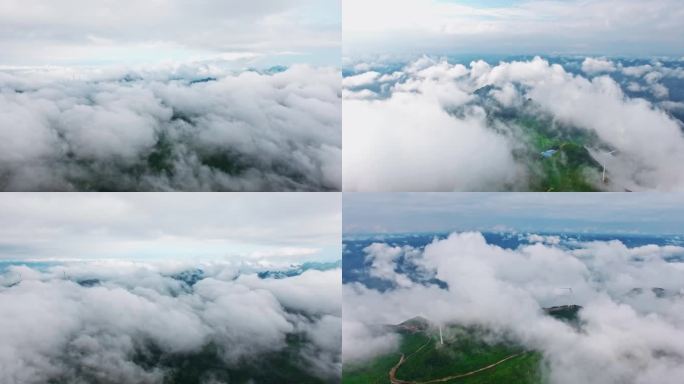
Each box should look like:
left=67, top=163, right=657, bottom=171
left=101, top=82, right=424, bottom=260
left=344, top=193, right=684, bottom=235
left=344, top=0, right=684, bottom=58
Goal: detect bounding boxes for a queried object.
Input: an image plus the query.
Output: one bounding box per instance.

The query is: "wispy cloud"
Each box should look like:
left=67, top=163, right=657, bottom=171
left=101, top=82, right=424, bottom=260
left=344, top=0, right=684, bottom=57
left=0, top=0, right=341, bottom=66
left=0, top=193, right=341, bottom=261
left=343, top=193, right=684, bottom=234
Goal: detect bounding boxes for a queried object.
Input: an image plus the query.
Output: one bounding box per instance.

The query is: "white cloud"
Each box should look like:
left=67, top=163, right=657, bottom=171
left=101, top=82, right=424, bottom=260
left=342, top=71, right=380, bottom=88
left=0, top=64, right=341, bottom=191
left=621, top=65, right=654, bottom=78
left=528, top=234, right=561, bottom=245
left=582, top=57, right=616, bottom=75
left=342, top=88, right=378, bottom=100
left=342, top=318, right=399, bottom=365
left=343, top=58, right=526, bottom=191
left=344, top=232, right=684, bottom=383
left=621, top=64, right=684, bottom=80
left=239, top=268, right=341, bottom=317
left=363, top=243, right=418, bottom=288
left=650, top=82, right=670, bottom=99
left=343, top=57, right=684, bottom=191
left=626, top=82, right=644, bottom=92
left=661, top=101, right=684, bottom=112
left=343, top=94, right=524, bottom=191
left=490, top=83, right=521, bottom=108
left=0, top=262, right=342, bottom=383
left=484, top=59, right=684, bottom=191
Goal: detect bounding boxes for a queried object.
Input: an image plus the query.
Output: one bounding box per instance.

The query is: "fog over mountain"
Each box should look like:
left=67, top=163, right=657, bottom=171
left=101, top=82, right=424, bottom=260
left=0, top=0, right=341, bottom=191
left=343, top=56, right=684, bottom=191
left=343, top=0, right=684, bottom=192
left=0, top=64, right=341, bottom=191
left=1, top=261, right=341, bottom=384
left=0, top=193, right=342, bottom=383
left=343, top=232, right=684, bottom=384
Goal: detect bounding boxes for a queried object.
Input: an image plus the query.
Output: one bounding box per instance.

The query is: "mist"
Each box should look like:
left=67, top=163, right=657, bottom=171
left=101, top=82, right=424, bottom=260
left=0, top=64, right=341, bottom=191
left=0, top=261, right=342, bottom=384
left=343, top=232, right=684, bottom=384
left=343, top=56, right=684, bottom=191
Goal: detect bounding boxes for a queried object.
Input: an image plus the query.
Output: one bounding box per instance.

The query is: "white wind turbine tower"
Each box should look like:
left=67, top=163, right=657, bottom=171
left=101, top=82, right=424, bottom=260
left=601, top=150, right=617, bottom=184
left=439, top=324, right=444, bottom=345
left=585, top=146, right=617, bottom=184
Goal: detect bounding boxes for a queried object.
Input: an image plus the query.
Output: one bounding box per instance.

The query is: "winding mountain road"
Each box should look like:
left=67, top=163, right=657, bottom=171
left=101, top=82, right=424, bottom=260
left=388, top=342, right=526, bottom=384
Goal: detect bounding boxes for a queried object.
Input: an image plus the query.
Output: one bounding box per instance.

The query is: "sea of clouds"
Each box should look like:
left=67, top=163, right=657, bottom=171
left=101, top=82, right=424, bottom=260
left=0, top=261, right=341, bottom=383
left=343, top=232, right=684, bottom=384
left=0, top=64, right=341, bottom=191
left=343, top=56, right=684, bottom=191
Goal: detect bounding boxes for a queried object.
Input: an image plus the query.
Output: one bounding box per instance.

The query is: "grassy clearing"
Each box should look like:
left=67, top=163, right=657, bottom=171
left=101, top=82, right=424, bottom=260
left=514, top=115, right=603, bottom=191
left=344, top=324, right=545, bottom=384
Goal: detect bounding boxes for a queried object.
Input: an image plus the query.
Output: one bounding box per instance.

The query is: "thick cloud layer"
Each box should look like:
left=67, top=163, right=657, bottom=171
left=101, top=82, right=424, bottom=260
left=343, top=57, right=684, bottom=191
left=0, top=261, right=341, bottom=383
left=343, top=232, right=684, bottom=383
left=0, top=65, right=341, bottom=191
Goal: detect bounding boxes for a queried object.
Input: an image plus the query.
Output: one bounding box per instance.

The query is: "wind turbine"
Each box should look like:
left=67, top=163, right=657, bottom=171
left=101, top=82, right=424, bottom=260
left=439, top=324, right=444, bottom=345
left=584, top=146, right=617, bottom=184
left=599, top=150, right=617, bottom=184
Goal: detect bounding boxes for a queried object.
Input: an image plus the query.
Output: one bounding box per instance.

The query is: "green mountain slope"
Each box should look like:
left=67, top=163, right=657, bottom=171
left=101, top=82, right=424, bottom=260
left=344, top=319, right=544, bottom=384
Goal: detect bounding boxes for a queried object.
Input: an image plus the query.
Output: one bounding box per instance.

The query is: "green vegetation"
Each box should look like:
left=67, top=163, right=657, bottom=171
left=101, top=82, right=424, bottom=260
left=47, top=334, right=328, bottom=384
left=200, top=151, right=247, bottom=175
left=137, top=339, right=327, bottom=384
left=146, top=132, right=175, bottom=174
left=513, top=114, right=604, bottom=192
left=159, top=335, right=328, bottom=384
left=66, top=136, right=249, bottom=191
left=343, top=332, right=427, bottom=384
left=344, top=322, right=545, bottom=384
left=399, top=328, right=530, bottom=382
left=544, top=305, right=582, bottom=328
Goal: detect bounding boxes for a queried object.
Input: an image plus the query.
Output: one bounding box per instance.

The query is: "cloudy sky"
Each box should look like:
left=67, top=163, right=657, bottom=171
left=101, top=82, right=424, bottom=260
left=0, top=193, right=341, bottom=261
left=0, top=0, right=341, bottom=66
left=343, top=0, right=684, bottom=58
left=344, top=193, right=684, bottom=235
